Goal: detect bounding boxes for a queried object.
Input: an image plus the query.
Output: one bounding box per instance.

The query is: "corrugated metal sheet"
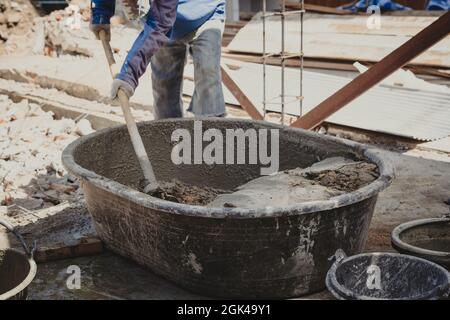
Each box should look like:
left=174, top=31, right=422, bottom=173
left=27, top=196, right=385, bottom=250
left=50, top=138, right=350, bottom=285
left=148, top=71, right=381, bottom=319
left=183, top=61, right=450, bottom=141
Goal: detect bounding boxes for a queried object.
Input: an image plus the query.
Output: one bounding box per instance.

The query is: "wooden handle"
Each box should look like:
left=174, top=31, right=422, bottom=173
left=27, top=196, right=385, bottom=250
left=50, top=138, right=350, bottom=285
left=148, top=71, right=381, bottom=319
left=98, top=30, right=158, bottom=189
left=99, top=30, right=120, bottom=78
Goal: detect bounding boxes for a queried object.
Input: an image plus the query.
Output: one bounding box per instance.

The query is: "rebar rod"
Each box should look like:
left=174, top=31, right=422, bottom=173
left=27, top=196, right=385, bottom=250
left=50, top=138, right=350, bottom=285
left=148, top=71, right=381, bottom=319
left=280, top=0, right=286, bottom=125
left=299, top=0, right=304, bottom=117
left=262, top=0, right=267, bottom=119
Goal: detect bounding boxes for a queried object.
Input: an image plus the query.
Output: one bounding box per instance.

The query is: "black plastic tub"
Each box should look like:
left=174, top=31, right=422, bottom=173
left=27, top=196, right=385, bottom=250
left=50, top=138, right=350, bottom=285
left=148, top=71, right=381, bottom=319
left=62, top=118, right=394, bottom=298
left=392, top=217, right=450, bottom=269
left=0, top=220, right=36, bottom=300
left=326, top=251, right=450, bottom=300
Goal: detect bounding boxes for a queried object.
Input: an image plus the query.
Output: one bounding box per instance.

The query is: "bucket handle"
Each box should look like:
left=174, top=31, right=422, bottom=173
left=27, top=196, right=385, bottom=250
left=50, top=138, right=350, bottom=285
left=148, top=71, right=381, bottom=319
left=0, top=218, right=35, bottom=258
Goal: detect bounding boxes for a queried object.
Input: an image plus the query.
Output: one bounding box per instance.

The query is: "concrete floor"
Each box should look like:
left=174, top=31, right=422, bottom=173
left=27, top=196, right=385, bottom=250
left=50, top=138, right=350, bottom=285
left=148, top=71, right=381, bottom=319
left=26, top=149, right=450, bottom=299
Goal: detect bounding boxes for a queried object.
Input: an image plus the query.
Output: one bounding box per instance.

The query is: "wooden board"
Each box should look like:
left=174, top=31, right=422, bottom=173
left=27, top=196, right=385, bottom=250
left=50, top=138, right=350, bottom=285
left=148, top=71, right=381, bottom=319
left=227, top=13, right=450, bottom=68
left=184, top=59, right=450, bottom=140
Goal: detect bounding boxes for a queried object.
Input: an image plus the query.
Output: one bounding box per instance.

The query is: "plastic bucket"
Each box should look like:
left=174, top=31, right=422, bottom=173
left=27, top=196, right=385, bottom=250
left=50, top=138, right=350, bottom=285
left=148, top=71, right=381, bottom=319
left=0, top=219, right=36, bottom=300
left=392, top=217, right=450, bottom=269
left=326, top=251, right=450, bottom=300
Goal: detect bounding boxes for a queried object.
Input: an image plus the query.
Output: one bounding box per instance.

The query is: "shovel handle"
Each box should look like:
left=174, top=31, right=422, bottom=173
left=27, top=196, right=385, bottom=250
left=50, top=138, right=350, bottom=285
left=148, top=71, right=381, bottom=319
left=98, top=30, right=158, bottom=189
left=99, top=30, right=119, bottom=78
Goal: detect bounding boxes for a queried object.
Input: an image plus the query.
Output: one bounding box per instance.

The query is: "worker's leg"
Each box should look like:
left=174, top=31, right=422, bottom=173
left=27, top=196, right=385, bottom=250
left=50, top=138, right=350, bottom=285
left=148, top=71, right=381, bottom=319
left=188, top=19, right=226, bottom=117
left=150, top=40, right=187, bottom=119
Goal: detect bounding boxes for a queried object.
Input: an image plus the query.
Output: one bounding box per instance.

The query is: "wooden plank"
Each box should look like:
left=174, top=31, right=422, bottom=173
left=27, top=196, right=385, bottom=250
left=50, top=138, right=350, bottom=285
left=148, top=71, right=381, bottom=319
left=222, top=51, right=358, bottom=71
left=220, top=64, right=263, bottom=120
left=227, top=13, right=450, bottom=68
left=286, top=2, right=353, bottom=15
left=34, top=237, right=103, bottom=263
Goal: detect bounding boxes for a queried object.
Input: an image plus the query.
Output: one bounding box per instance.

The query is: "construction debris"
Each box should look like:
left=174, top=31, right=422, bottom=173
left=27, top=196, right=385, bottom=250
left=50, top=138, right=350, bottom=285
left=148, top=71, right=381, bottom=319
left=0, top=94, right=93, bottom=210
left=42, top=6, right=93, bottom=57
left=0, top=0, right=38, bottom=54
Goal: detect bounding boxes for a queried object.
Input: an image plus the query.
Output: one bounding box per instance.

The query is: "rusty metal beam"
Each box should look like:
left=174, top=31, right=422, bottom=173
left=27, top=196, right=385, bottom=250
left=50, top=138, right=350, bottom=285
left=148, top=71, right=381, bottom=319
left=290, top=10, right=450, bottom=130
left=221, top=65, right=264, bottom=120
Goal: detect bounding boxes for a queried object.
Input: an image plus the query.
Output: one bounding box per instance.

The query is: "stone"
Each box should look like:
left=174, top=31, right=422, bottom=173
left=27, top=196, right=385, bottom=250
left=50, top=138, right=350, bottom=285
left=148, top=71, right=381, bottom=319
left=0, top=13, right=6, bottom=25
left=13, top=198, right=44, bottom=210
left=47, top=118, right=76, bottom=136
left=75, top=118, right=94, bottom=136
left=6, top=99, right=29, bottom=121
left=49, top=183, right=77, bottom=194
left=32, top=21, right=45, bottom=55
left=6, top=12, right=21, bottom=25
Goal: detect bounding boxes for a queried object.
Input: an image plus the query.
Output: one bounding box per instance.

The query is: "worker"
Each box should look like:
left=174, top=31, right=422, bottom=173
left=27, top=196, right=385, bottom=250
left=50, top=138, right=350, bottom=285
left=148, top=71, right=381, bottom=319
left=90, top=0, right=226, bottom=119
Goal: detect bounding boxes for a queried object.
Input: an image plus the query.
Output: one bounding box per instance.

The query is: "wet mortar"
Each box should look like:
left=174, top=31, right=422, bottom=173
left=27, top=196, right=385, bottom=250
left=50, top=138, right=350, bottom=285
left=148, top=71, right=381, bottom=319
left=144, top=180, right=230, bottom=206
left=143, top=159, right=379, bottom=207
left=302, top=162, right=379, bottom=193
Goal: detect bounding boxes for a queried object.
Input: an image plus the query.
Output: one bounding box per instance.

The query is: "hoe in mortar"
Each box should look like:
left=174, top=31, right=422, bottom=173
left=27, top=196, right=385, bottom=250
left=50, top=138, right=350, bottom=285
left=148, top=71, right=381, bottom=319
left=98, top=30, right=159, bottom=194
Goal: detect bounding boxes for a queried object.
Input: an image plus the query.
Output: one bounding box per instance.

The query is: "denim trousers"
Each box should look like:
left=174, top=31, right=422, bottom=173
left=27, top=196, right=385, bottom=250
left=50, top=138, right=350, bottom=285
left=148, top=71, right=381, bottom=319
left=150, top=19, right=226, bottom=119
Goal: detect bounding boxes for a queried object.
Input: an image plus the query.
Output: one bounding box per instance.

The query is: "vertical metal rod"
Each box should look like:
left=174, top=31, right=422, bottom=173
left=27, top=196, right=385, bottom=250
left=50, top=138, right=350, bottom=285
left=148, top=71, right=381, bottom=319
left=262, top=0, right=267, bottom=119
left=280, top=0, right=286, bottom=125
left=299, top=0, right=304, bottom=117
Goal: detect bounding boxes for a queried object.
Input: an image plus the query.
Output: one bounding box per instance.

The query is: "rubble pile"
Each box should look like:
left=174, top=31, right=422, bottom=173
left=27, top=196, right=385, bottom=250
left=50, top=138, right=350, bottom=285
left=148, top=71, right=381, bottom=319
left=40, top=0, right=93, bottom=57
left=0, top=0, right=38, bottom=54
left=0, top=94, right=94, bottom=210
left=0, top=0, right=93, bottom=56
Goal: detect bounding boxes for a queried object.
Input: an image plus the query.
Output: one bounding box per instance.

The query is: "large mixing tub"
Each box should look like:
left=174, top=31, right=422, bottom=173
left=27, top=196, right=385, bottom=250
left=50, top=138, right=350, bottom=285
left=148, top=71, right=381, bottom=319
left=62, top=118, right=394, bottom=298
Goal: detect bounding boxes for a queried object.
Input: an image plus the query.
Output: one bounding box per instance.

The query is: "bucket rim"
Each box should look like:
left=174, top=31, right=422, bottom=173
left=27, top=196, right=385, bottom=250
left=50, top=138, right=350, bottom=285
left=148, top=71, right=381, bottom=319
left=391, top=217, right=450, bottom=259
left=0, top=248, right=37, bottom=300
left=325, top=251, right=450, bottom=300
left=62, top=118, right=395, bottom=218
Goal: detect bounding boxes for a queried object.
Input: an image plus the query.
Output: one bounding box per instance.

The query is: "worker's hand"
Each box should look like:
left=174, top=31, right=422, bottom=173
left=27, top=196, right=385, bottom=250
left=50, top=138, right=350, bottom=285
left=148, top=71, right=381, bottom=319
left=111, top=79, right=135, bottom=100
left=89, top=23, right=111, bottom=42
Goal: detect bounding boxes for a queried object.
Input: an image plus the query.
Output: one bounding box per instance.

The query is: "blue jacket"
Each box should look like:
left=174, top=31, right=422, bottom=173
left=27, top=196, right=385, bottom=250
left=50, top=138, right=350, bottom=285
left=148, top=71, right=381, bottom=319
left=91, top=0, right=225, bottom=90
